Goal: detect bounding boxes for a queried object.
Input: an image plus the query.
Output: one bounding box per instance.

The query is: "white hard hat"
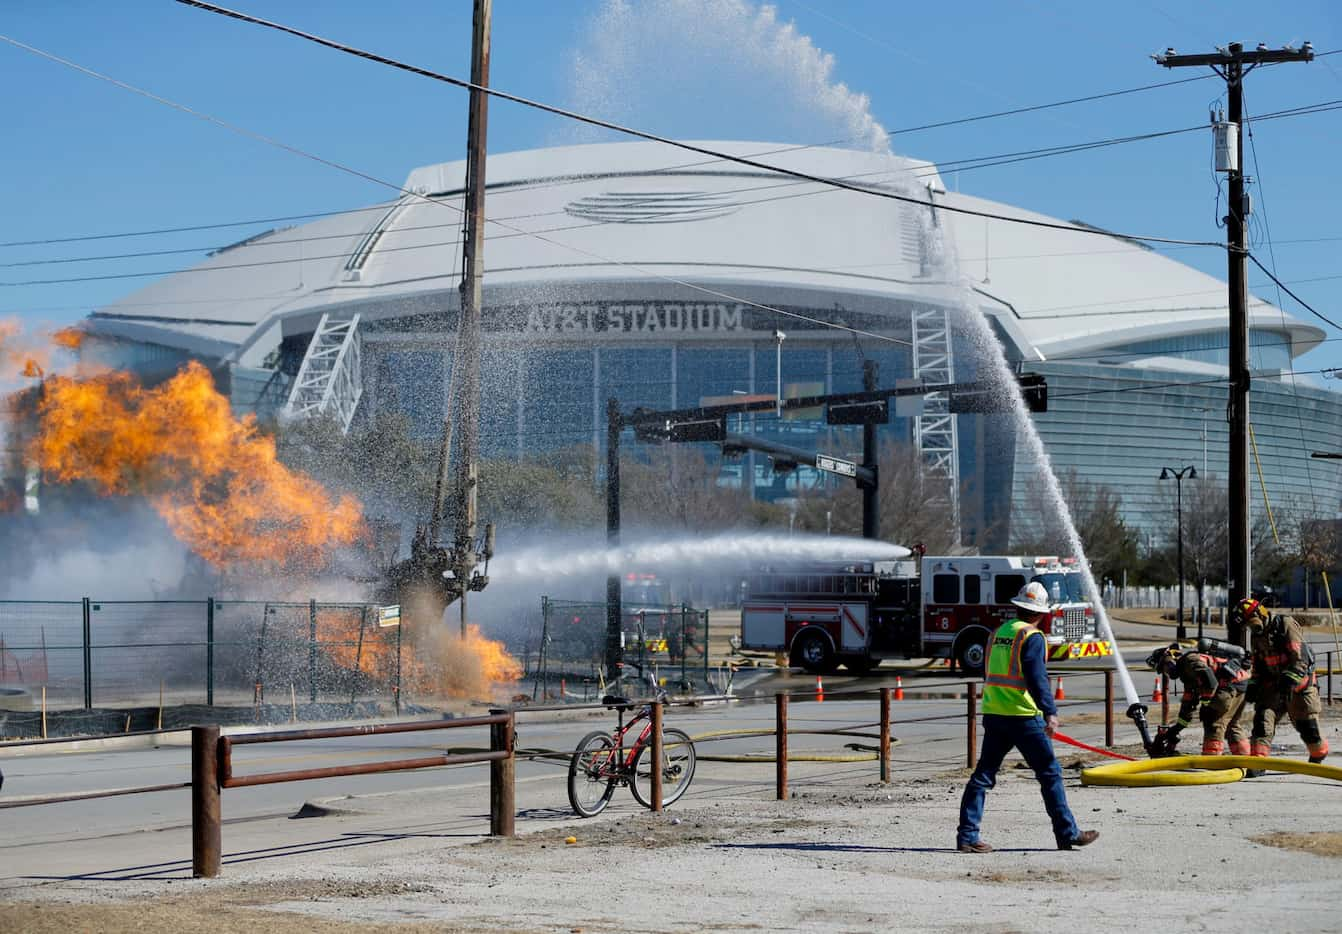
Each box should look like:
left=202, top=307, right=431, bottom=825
left=1011, top=581, right=1051, bottom=614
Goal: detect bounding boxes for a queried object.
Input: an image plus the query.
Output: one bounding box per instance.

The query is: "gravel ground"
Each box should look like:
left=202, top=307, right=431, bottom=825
left=6, top=749, right=1342, bottom=934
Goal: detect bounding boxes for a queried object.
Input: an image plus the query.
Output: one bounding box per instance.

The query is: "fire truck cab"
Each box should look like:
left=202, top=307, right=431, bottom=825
left=739, top=554, right=1100, bottom=676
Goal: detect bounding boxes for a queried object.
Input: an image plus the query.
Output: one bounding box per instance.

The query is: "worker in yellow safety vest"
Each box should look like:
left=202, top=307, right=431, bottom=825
left=956, top=581, right=1100, bottom=853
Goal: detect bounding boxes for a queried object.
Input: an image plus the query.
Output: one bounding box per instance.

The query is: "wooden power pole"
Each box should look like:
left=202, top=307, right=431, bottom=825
left=1155, top=41, right=1313, bottom=644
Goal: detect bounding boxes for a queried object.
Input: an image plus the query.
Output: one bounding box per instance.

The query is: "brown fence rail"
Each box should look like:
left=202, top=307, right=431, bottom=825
left=192, top=714, right=515, bottom=878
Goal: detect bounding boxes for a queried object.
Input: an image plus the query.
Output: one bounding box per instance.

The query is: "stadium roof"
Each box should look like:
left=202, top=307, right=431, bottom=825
left=85, top=140, right=1324, bottom=369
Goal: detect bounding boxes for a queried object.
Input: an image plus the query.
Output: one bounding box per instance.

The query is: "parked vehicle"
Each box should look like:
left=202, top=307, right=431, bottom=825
left=739, top=553, right=1108, bottom=676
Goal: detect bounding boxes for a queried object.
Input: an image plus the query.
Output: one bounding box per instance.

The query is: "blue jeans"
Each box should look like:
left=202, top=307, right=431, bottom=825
left=957, top=714, right=1080, bottom=847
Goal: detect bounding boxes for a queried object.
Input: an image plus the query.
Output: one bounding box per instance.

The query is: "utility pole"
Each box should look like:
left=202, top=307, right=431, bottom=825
left=450, top=0, right=493, bottom=637
left=1155, top=41, right=1313, bottom=645
left=861, top=359, right=880, bottom=539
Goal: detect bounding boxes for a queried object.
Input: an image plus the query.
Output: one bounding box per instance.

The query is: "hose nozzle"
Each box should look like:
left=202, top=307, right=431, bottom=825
left=1126, top=702, right=1155, bottom=755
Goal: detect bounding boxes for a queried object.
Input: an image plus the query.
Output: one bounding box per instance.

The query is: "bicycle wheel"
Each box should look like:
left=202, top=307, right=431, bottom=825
left=629, top=727, right=696, bottom=809
left=568, top=731, right=619, bottom=818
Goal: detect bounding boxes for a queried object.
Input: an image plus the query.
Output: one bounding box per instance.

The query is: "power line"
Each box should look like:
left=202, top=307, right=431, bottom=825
left=0, top=32, right=913, bottom=350
left=166, top=1, right=1224, bottom=249
left=1247, top=253, right=1342, bottom=331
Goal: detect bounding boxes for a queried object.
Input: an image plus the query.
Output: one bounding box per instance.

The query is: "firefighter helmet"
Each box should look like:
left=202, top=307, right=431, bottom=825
left=1145, top=642, right=1181, bottom=677
left=1236, top=597, right=1269, bottom=631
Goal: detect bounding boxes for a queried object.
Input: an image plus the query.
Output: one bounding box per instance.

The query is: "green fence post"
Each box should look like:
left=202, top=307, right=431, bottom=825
left=206, top=597, right=215, bottom=706
left=82, top=597, right=92, bottom=710
left=308, top=598, right=318, bottom=704
left=680, top=603, right=688, bottom=686
left=703, top=609, right=710, bottom=685
left=394, top=619, right=403, bottom=715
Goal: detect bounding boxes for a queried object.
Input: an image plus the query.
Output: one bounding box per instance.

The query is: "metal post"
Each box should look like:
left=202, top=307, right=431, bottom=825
left=775, top=692, right=788, bottom=800
left=703, top=610, right=710, bottom=685
left=1104, top=669, right=1115, bottom=747
left=191, top=725, right=221, bottom=878
left=650, top=700, right=664, bottom=812
left=879, top=687, right=891, bottom=783
left=1328, top=651, right=1333, bottom=706
left=394, top=619, right=403, bottom=715
left=206, top=597, right=215, bottom=707
left=680, top=603, right=688, bottom=686
left=81, top=597, right=92, bottom=710
left=966, top=681, right=978, bottom=769
left=861, top=360, right=880, bottom=539
left=308, top=598, right=318, bottom=705
left=489, top=709, right=515, bottom=836
left=536, top=596, right=550, bottom=701
left=350, top=606, right=367, bottom=705
left=605, top=397, right=623, bottom=683
left=1175, top=476, right=1187, bottom=641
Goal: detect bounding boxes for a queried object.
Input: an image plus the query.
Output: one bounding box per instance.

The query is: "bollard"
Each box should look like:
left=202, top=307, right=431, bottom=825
left=650, top=701, right=664, bottom=812
left=489, top=710, right=515, bottom=837
left=966, top=681, right=978, bottom=770
left=1104, top=669, right=1114, bottom=748
left=879, top=687, right=891, bottom=783
left=775, top=693, right=788, bottom=801
left=191, top=725, right=221, bottom=878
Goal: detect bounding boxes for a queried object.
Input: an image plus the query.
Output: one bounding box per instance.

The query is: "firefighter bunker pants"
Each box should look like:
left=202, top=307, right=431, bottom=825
left=1251, top=680, right=1329, bottom=760
left=1200, top=688, right=1249, bottom=755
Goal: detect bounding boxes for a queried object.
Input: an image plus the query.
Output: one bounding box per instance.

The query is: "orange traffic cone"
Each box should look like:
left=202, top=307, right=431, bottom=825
left=815, top=675, right=825, bottom=702
left=1152, top=676, right=1164, bottom=704
left=894, top=675, right=905, bottom=701
left=1054, top=676, right=1065, bottom=700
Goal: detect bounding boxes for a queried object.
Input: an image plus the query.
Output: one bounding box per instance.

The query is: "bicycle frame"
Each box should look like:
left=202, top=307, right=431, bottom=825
left=596, top=705, right=655, bottom=781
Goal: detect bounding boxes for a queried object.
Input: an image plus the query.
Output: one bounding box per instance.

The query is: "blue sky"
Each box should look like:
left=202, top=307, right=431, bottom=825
left=3, top=0, right=1340, bottom=378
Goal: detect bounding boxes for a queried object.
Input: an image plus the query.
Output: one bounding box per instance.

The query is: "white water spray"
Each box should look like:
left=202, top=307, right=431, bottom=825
left=564, top=1, right=1141, bottom=713
left=491, top=533, right=908, bottom=583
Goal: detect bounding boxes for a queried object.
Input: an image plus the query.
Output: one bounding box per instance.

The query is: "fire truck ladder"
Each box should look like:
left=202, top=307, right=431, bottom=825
left=281, top=311, right=363, bottom=433
left=911, top=306, right=961, bottom=534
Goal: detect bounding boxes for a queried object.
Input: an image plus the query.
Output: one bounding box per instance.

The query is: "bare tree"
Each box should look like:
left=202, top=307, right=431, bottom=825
left=1012, top=468, right=1138, bottom=583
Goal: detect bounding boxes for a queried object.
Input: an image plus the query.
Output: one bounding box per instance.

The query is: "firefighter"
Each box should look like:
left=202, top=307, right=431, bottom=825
left=1239, top=597, right=1330, bottom=776
left=956, top=581, right=1099, bottom=853
left=1145, top=642, right=1249, bottom=756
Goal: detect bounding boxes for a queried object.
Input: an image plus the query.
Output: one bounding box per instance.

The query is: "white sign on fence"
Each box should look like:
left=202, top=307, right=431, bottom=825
left=378, top=605, right=402, bottom=628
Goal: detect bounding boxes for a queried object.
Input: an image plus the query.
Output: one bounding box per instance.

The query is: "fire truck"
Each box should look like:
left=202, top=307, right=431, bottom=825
left=739, top=554, right=1106, bottom=676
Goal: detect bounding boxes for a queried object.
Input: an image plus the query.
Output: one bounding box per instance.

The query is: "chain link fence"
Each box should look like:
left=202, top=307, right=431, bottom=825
left=0, top=598, right=404, bottom=714
left=530, top=597, right=710, bottom=699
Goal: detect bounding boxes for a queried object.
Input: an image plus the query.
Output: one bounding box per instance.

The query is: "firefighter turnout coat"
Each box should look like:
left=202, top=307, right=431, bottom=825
left=1250, top=616, right=1329, bottom=761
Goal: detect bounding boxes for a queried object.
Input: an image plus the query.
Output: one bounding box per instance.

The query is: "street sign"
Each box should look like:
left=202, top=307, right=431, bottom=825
left=378, top=605, right=402, bottom=628
left=816, top=453, right=857, bottom=477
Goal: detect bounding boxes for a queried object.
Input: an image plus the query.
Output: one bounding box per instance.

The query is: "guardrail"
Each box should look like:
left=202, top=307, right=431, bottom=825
left=191, top=713, right=515, bottom=878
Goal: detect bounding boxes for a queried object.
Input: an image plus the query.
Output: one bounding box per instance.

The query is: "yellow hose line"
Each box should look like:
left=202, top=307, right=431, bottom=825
left=1081, top=755, right=1342, bottom=787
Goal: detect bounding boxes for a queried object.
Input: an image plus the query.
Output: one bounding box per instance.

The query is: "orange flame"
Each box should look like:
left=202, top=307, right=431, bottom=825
left=31, top=361, right=364, bottom=568
left=415, top=623, right=523, bottom=700
left=316, top=613, right=521, bottom=702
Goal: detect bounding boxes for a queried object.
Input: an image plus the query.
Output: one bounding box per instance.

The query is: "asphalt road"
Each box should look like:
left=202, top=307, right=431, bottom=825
left=5, top=622, right=1340, bottom=891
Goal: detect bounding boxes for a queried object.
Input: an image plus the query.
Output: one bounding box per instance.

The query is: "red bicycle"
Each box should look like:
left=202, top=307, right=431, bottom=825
left=567, top=691, right=697, bottom=817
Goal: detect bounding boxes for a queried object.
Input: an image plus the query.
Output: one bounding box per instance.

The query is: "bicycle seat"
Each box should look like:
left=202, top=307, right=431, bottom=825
left=601, top=694, right=634, bottom=710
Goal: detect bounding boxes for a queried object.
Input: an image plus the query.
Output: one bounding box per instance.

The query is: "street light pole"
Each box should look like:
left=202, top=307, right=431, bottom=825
left=1160, top=465, right=1198, bottom=641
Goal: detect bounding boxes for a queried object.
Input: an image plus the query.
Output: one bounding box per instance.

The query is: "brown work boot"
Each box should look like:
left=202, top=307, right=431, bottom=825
left=957, top=840, right=993, bottom=853
left=1058, top=830, right=1099, bottom=850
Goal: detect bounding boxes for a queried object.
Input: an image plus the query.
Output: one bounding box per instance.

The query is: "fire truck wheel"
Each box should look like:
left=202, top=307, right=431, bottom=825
left=792, top=630, right=835, bottom=674
left=953, top=632, right=989, bottom=677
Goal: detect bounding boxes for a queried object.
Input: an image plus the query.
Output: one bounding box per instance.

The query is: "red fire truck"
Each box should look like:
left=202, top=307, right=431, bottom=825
left=739, top=554, right=1107, bottom=676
